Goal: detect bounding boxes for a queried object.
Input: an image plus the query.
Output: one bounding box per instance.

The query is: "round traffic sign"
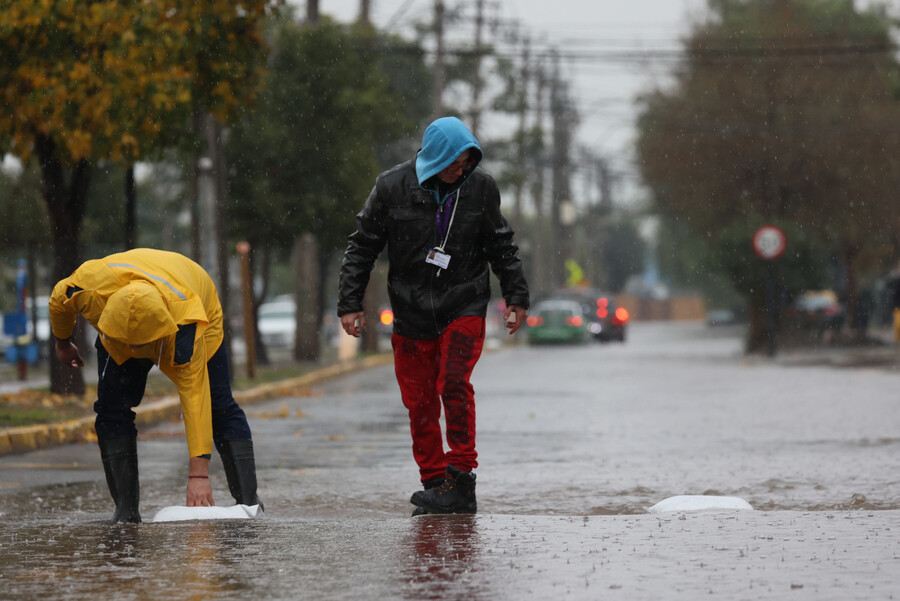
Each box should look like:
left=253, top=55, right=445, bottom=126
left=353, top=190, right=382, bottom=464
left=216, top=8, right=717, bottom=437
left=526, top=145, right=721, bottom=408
left=752, top=225, right=786, bottom=260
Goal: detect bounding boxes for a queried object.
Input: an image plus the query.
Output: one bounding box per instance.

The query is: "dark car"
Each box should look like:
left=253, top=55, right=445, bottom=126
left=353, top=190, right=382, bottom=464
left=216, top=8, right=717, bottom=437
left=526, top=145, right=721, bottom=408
left=554, top=288, right=629, bottom=343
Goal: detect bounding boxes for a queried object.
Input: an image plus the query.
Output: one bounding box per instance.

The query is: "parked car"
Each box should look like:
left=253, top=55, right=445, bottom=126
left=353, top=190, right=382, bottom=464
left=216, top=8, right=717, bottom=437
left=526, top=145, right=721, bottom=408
left=706, top=309, right=740, bottom=327
left=257, top=298, right=296, bottom=348
left=788, top=290, right=845, bottom=333
left=526, top=299, right=588, bottom=345
left=28, top=295, right=51, bottom=342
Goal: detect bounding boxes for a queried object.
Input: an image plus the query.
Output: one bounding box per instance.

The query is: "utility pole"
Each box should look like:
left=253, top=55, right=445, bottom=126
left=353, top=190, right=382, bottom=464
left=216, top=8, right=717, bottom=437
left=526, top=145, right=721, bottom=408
left=469, top=0, right=485, bottom=136
left=358, top=0, right=370, bottom=24
left=431, top=0, right=446, bottom=118
left=307, top=0, right=319, bottom=25
left=549, top=51, right=576, bottom=290
left=549, top=52, right=563, bottom=289
left=531, top=63, right=548, bottom=296
left=511, top=36, right=531, bottom=235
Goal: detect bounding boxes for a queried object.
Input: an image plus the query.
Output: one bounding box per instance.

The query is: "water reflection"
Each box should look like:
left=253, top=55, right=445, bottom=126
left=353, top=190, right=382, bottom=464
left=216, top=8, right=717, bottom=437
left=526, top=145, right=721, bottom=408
left=401, top=515, right=485, bottom=601
left=0, top=517, right=263, bottom=601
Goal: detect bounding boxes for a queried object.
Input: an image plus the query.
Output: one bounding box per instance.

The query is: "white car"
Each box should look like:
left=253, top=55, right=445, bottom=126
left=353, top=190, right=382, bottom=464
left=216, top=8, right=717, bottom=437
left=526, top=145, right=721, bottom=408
left=257, top=299, right=296, bottom=348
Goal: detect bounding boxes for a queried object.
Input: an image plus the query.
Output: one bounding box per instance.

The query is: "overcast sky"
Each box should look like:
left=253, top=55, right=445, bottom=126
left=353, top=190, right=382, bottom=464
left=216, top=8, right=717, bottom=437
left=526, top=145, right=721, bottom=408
left=292, top=1, right=711, bottom=202
left=293, top=1, right=888, bottom=203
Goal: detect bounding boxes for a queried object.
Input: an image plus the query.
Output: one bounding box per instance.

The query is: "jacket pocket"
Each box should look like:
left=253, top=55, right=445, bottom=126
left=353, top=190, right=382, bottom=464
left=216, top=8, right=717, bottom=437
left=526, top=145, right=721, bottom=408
left=389, top=208, right=432, bottom=249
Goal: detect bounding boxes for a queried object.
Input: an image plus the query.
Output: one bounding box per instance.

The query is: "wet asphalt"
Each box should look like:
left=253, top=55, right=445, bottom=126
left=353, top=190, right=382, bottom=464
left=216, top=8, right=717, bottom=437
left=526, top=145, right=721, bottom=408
left=1, top=322, right=899, bottom=600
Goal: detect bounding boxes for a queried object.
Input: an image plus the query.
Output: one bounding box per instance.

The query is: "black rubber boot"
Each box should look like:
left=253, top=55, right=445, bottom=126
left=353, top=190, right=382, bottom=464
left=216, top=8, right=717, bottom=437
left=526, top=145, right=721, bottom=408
left=216, top=439, right=262, bottom=509
left=411, top=477, right=444, bottom=517
left=98, top=436, right=141, bottom=524
left=410, top=465, right=476, bottom=514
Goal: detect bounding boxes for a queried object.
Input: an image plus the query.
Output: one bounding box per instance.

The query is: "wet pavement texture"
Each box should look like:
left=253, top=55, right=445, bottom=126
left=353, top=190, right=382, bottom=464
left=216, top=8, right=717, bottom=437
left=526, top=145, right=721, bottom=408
left=1, top=322, right=899, bottom=600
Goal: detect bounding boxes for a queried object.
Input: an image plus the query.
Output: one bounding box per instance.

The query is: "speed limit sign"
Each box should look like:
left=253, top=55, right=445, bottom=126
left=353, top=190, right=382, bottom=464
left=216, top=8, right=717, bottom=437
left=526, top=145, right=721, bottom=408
left=752, top=225, right=786, bottom=260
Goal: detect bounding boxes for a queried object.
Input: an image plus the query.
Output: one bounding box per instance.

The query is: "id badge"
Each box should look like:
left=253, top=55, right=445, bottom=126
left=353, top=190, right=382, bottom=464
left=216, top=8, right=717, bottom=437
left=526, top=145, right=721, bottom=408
left=425, top=248, right=451, bottom=269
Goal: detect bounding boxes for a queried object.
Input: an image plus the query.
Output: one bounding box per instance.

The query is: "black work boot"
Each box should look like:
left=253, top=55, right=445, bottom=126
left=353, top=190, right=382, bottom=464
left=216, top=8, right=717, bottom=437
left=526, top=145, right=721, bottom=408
left=216, top=439, right=263, bottom=510
left=411, top=477, right=444, bottom=517
left=98, top=436, right=141, bottom=524
left=410, top=465, right=476, bottom=514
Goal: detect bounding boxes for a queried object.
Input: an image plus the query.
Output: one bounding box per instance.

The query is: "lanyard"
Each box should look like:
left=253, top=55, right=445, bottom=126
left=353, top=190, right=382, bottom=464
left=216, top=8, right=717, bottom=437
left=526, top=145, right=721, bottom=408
left=435, top=190, right=460, bottom=252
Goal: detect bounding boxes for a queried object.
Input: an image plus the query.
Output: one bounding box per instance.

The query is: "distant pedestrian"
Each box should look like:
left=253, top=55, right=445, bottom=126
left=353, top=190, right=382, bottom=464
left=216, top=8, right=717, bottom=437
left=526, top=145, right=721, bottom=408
left=338, top=117, right=530, bottom=515
left=49, top=248, right=262, bottom=523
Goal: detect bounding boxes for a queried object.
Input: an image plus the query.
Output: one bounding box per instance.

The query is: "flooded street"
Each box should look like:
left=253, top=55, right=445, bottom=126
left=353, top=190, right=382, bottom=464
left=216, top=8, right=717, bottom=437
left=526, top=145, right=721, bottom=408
left=2, top=322, right=899, bottom=599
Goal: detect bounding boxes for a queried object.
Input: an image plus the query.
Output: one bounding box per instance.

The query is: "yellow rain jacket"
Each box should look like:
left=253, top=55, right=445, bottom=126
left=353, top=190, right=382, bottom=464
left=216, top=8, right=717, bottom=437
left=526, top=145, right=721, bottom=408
left=49, top=249, right=223, bottom=458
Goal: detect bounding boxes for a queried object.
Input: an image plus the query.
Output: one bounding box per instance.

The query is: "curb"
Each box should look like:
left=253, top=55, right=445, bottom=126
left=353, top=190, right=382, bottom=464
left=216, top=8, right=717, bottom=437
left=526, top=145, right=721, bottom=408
left=0, top=353, right=394, bottom=457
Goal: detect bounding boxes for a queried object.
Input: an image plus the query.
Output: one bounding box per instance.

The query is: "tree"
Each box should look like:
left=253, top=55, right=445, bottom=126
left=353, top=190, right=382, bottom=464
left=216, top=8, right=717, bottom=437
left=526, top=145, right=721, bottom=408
left=226, top=17, right=429, bottom=361
left=602, top=216, right=647, bottom=293
left=635, top=0, right=900, bottom=352
left=0, top=1, right=275, bottom=393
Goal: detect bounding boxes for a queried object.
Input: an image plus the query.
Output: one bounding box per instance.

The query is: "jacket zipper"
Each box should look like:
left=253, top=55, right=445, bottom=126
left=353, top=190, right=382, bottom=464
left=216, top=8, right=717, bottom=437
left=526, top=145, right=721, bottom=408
left=428, top=206, right=441, bottom=333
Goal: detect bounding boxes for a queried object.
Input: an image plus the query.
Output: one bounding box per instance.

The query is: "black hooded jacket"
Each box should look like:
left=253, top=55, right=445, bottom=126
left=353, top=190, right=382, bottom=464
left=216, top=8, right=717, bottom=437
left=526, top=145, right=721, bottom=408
left=337, top=159, right=530, bottom=339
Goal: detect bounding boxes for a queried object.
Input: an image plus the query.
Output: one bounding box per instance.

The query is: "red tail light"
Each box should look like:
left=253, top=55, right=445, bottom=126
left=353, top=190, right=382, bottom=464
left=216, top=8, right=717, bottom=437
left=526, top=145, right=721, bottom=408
left=596, top=308, right=608, bottom=319
left=611, top=307, right=629, bottom=324
left=527, top=315, right=543, bottom=327
left=380, top=309, right=394, bottom=325
left=565, top=315, right=583, bottom=327
left=596, top=297, right=609, bottom=308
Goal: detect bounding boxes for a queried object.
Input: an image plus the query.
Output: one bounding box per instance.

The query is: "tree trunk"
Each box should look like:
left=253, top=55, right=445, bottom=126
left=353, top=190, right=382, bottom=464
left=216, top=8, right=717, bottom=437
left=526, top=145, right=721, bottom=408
left=745, top=296, right=771, bottom=355
left=842, top=245, right=858, bottom=338
left=293, top=233, right=321, bottom=361
left=251, top=243, right=270, bottom=366
left=36, top=134, right=89, bottom=396
left=125, top=163, right=136, bottom=249
left=189, top=108, right=202, bottom=263
left=208, top=116, right=233, bottom=376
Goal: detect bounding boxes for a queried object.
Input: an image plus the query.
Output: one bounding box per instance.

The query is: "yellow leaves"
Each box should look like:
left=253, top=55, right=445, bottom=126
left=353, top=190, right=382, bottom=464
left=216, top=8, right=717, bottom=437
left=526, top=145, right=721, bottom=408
left=69, top=61, right=91, bottom=82
left=64, top=129, right=93, bottom=161
left=1, top=0, right=273, bottom=165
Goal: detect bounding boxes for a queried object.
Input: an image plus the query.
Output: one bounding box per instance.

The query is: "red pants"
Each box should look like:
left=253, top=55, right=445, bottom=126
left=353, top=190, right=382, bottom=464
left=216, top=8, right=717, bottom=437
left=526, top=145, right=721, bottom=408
left=392, top=316, right=485, bottom=483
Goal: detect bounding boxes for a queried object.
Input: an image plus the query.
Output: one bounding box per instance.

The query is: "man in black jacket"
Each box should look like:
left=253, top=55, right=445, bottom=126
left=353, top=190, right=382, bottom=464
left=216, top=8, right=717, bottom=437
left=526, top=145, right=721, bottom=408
left=338, top=116, right=529, bottom=515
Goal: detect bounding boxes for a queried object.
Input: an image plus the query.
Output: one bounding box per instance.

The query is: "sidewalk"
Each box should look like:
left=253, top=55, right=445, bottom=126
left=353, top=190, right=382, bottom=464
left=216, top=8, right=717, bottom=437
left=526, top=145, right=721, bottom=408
left=0, top=353, right=394, bottom=457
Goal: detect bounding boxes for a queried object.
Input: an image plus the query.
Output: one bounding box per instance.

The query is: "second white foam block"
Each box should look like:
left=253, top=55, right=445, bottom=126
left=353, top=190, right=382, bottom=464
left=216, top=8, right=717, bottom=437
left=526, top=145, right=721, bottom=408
left=151, top=504, right=263, bottom=522
left=647, top=495, right=753, bottom=514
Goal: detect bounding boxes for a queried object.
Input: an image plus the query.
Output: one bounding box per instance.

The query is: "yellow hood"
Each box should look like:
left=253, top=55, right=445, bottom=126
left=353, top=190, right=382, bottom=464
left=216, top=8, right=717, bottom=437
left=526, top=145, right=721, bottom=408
left=98, top=281, right=179, bottom=345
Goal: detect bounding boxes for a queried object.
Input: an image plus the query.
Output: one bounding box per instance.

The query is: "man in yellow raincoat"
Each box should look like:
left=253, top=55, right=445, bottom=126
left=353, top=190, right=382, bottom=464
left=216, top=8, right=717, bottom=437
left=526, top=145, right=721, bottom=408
left=50, top=248, right=261, bottom=523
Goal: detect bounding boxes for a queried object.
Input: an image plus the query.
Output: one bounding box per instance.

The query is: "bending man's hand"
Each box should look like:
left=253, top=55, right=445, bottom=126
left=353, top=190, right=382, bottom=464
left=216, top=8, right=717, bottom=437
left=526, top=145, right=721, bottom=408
left=186, top=456, right=214, bottom=507
left=340, top=311, right=366, bottom=338
left=55, top=339, right=84, bottom=368
left=504, top=305, right=528, bottom=335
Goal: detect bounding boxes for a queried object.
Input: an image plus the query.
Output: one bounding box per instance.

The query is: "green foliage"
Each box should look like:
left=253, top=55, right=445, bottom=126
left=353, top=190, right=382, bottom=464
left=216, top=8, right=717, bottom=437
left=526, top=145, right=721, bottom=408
left=603, top=216, right=647, bottom=293
left=0, top=163, right=47, bottom=248
left=712, top=218, right=828, bottom=300
left=636, top=0, right=900, bottom=307
left=225, top=18, right=428, bottom=256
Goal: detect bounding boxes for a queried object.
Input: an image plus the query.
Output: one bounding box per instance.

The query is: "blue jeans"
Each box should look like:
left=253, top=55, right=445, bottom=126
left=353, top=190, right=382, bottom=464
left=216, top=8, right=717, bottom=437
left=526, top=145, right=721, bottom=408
left=93, top=336, right=252, bottom=450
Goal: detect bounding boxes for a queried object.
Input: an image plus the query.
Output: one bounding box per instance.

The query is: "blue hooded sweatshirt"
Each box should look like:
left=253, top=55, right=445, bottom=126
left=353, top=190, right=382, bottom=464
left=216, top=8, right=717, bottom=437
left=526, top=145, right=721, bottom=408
left=415, top=117, right=483, bottom=204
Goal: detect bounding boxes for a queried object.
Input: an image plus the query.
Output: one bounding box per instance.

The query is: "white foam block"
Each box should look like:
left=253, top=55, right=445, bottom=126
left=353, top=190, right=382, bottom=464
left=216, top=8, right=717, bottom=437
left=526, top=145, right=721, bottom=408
left=151, top=504, right=262, bottom=522
left=647, top=495, right=753, bottom=514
